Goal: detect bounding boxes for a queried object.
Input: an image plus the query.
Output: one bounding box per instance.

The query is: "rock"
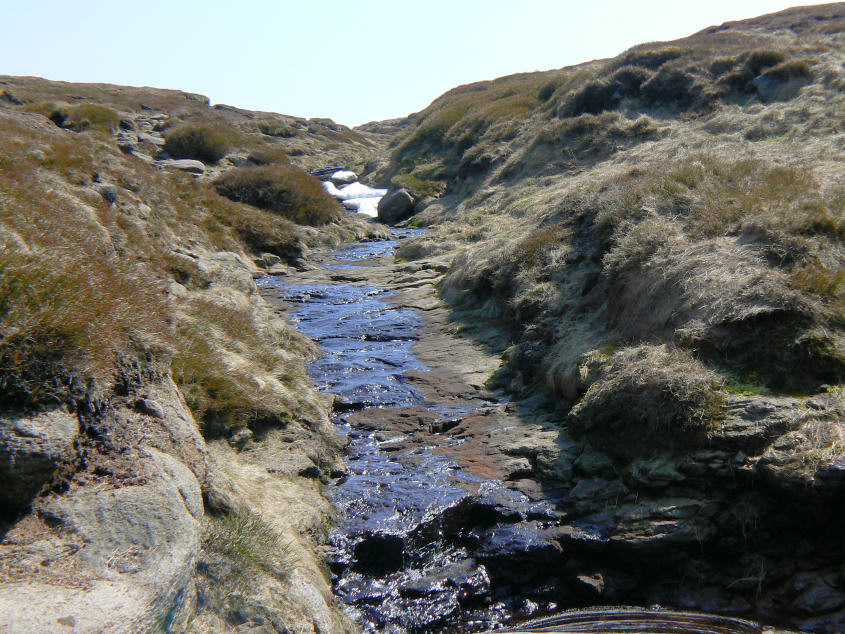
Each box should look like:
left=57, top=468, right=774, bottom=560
left=161, top=159, right=205, bottom=174
left=116, top=132, right=138, bottom=155
left=470, top=483, right=534, bottom=524
left=0, top=448, right=202, bottom=632
left=752, top=75, right=808, bottom=102
left=352, top=532, right=406, bottom=575
left=134, top=398, right=165, bottom=419
left=330, top=170, right=358, bottom=185
left=197, top=251, right=256, bottom=295
left=477, top=522, right=563, bottom=581
left=813, top=455, right=845, bottom=491
left=118, top=118, right=136, bottom=131
left=98, top=184, right=118, bottom=204
left=712, top=396, right=802, bottom=454
left=137, top=131, right=165, bottom=146
left=203, top=466, right=241, bottom=514
left=254, top=252, right=281, bottom=268
left=574, top=572, right=605, bottom=598
left=610, top=498, right=717, bottom=551
left=573, top=449, right=615, bottom=478
left=628, top=457, right=685, bottom=488
left=377, top=188, right=415, bottom=224
left=792, top=577, right=845, bottom=615
left=0, top=409, right=79, bottom=514
left=228, top=427, right=253, bottom=449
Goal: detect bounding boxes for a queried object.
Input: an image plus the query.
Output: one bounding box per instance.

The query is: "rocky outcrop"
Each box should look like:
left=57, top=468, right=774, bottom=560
left=0, top=377, right=207, bottom=632
left=2, top=448, right=203, bottom=632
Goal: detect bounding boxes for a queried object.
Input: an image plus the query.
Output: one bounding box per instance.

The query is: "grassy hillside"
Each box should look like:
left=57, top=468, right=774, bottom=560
left=383, top=4, right=844, bottom=452
left=375, top=7, right=845, bottom=626
left=0, top=97, right=372, bottom=430
left=0, top=79, right=382, bottom=630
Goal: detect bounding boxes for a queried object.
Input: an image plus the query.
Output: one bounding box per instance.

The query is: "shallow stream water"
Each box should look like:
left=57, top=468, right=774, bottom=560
left=259, top=230, right=767, bottom=634
left=259, top=230, right=566, bottom=632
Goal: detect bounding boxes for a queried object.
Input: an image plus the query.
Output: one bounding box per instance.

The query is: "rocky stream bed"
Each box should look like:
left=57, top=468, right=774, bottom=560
left=257, top=230, right=845, bottom=633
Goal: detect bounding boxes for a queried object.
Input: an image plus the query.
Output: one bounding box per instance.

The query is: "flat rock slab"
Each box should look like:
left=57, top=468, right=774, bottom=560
left=160, top=158, right=205, bottom=174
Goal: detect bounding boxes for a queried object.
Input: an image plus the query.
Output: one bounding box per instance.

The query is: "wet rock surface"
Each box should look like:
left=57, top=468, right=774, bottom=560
left=260, top=231, right=572, bottom=630
left=260, top=231, right=845, bottom=633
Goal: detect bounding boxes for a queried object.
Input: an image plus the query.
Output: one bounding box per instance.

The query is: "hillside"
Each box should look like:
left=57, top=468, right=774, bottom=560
left=1, top=3, right=844, bottom=632
left=369, top=3, right=845, bottom=630
left=381, top=1, right=844, bottom=441
left=0, top=78, right=388, bottom=631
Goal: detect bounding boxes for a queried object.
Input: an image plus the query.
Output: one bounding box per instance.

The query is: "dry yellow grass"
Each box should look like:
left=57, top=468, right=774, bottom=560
left=393, top=4, right=845, bottom=450
left=0, top=97, right=369, bottom=433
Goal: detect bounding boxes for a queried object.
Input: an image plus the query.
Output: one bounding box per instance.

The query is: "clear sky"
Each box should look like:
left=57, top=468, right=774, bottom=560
left=2, top=1, right=830, bottom=127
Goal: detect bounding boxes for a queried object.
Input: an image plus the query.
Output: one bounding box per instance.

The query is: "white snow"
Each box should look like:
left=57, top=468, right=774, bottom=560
left=322, top=180, right=342, bottom=197
left=337, top=182, right=387, bottom=200
left=330, top=169, right=357, bottom=181
left=322, top=178, right=385, bottom=217
left=342, top=197, right=380, bottom=217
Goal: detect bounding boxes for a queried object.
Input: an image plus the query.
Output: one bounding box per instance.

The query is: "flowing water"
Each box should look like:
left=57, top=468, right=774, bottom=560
left=259, top=230, right=766, bottom=634
left=259, top=230, right=567, bottom=631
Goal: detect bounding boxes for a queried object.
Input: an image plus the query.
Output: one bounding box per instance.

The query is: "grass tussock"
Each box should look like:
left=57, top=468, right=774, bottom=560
left=196, top=509, right=299, bottom=628
left=213, top=165, right=342, bottom=226
left=511, top=112, right=658, bottom=177
left=247, top=145, right=290, bottom=166
left=203, top=510, right=292, bottom=587
left=567, top=345, right=725, bottom=455
left=66, top=103, right=120, bottom=133
left=164, top=124, right=230, bottom=163
left=0, top=136, right=171, bottom=406
left=256, top=120, right=297, bottom=138
left=0, top=244, right=170, bottom=407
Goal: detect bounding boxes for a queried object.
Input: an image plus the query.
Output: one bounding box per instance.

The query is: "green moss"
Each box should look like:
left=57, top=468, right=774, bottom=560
left=722, top=370, right=771, bottom=396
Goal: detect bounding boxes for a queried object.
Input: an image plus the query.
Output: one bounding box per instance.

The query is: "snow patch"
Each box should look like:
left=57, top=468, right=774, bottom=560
left=323, top=178, right=386, bottom=217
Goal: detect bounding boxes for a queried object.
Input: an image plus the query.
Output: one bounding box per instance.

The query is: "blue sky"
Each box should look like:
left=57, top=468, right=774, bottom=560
left=2, top=1, right=827, bottom=126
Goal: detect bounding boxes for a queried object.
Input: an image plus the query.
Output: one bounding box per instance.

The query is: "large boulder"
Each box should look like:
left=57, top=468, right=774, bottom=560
left=0, top=409, right=79, bottom=515
left=377, top=188, right=415, bottom=224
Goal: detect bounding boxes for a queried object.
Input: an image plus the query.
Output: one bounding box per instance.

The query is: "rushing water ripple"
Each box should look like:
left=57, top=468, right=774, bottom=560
left=261, top=232, right=563, bottom=632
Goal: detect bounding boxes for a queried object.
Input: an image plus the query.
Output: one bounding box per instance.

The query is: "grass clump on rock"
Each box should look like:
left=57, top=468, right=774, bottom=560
left=164, top=124, right=230, bottom=163
left=214, top=165, right=341, bottom=225
left=204, top=510, right=292, bottom=583
left=568, top=345, right=725, bottom=457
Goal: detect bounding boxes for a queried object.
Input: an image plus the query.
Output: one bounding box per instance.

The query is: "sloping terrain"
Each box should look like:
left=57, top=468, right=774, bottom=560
left=0, top=79, right=386, bottom=631
left=1, top=3, right=844, bottom=632
left=370, top=3, right=845, bottom=630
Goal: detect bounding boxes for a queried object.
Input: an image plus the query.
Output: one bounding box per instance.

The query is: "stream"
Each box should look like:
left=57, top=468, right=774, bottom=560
left=259, top=229, right=567, bottom=632
left=258, top=229, right=768, bottom=634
